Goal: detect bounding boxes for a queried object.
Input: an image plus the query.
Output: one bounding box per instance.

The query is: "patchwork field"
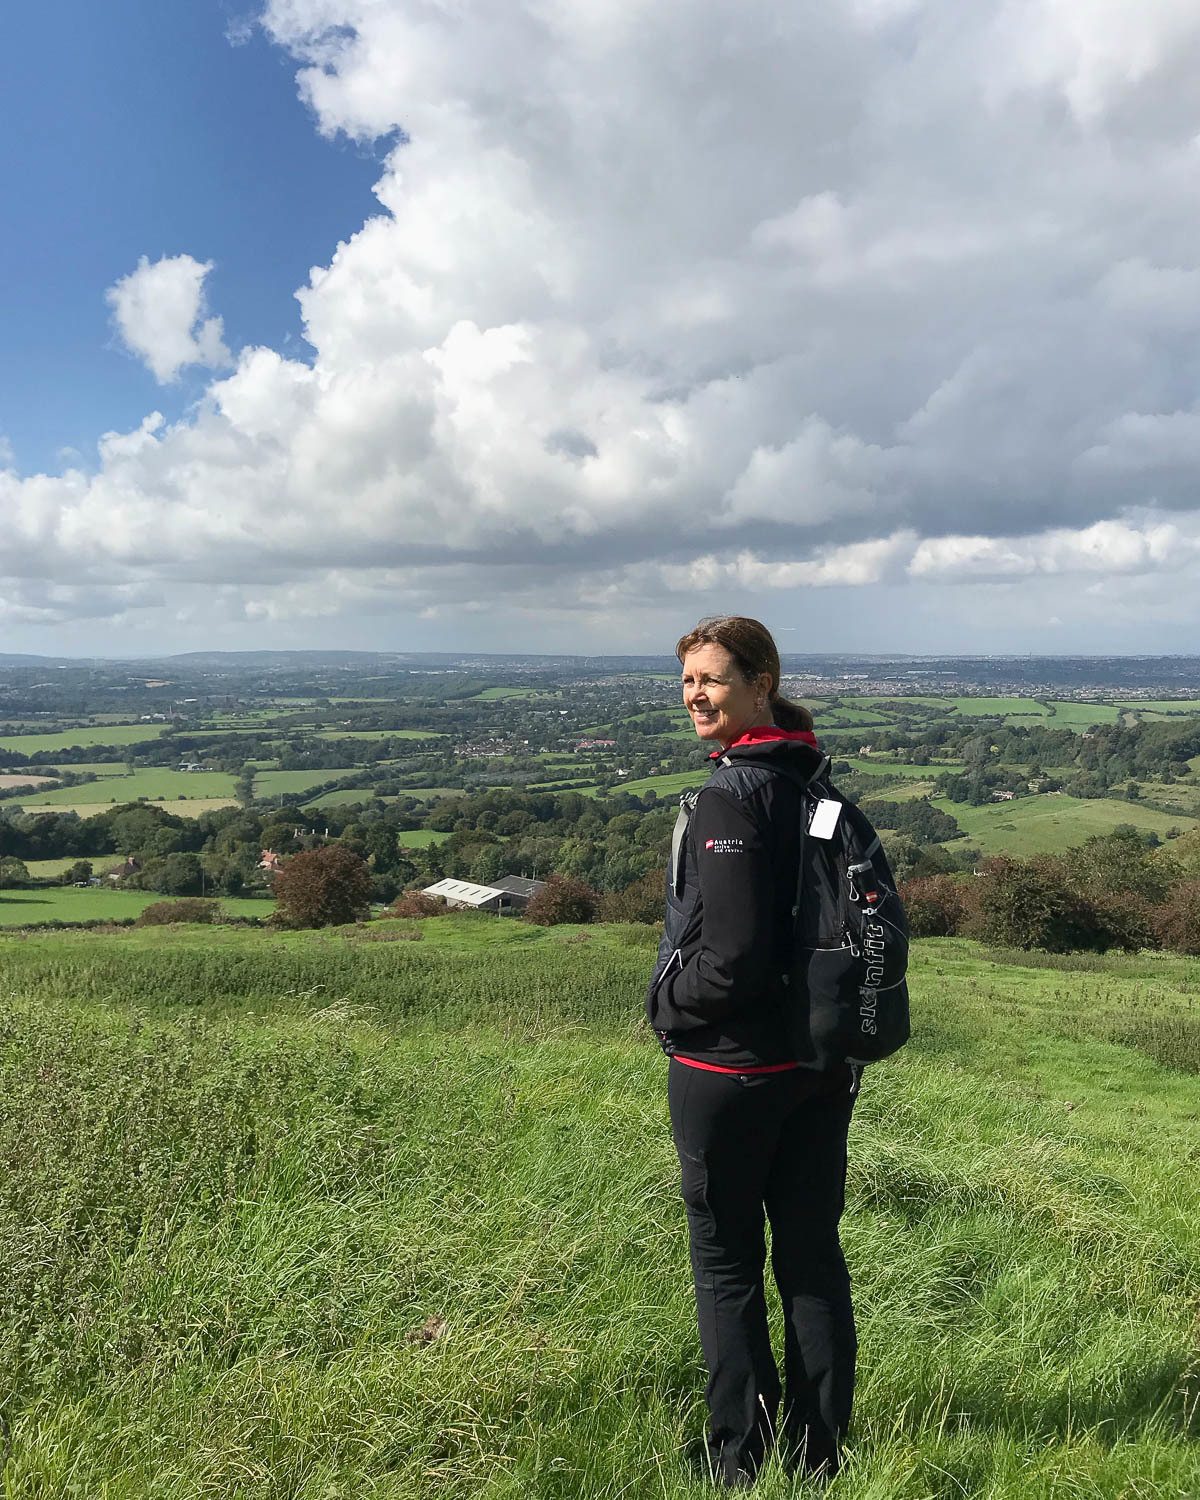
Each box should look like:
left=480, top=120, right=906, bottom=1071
left=0, top=724, right=167, bottom=754
left=933, top=793, right=1192, bottom=857
left=252, top=769, right=360, bottom=797
left=310, top=729, right=445, bottom=741
left=10, top=798, right=239, bottom=819
left=0, top=922, right=1193, bottom=1497
left=5, top=768, right=240, bottom=808
left=840, top=757, right=965, bottom=778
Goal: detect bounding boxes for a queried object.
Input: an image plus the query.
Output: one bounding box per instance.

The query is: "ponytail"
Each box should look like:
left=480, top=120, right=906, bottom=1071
left=769, top=689, right=813, bottom=733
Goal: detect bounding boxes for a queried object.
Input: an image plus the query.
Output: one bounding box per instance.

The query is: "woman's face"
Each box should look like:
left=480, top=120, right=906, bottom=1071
left=681, top=641, right=772, bottom=749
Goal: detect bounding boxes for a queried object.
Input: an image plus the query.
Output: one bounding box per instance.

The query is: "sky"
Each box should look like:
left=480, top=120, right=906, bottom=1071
left=4, top=0, right=1200, bottom=659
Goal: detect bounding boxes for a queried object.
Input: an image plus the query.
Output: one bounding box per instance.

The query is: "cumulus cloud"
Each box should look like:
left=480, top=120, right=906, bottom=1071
left=7, top=0, right=1200, bottom=649
left=106, top=254, right=231, bottom=384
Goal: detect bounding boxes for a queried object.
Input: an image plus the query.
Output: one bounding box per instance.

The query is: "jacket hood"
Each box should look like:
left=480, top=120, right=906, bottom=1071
left=709, top=726, right=820, bottom=760
left=711, top=733, right=828, bottom=778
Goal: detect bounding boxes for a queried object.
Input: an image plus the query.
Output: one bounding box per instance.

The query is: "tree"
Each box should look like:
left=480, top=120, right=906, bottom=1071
left=154, top=852, right=205, bottom=896
left=899, top=874, right=970, bottom=938
left=523, top=874, right=598, bottom=925
left=273, top=845, right=373, bottom=928
left=1153, top=881, right=1200, bottom=955
left=964, top=854, right=1144, bottom=953
left=598, top=869, right=663, bottom=924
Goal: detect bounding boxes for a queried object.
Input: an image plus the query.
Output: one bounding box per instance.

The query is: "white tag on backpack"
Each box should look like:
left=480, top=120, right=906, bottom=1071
left=808, top=798, right=842, bottom=840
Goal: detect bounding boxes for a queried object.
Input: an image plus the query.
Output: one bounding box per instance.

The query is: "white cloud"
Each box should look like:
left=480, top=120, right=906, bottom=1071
left=7, top=1, right=1200, bottom=650
left=909, top=516, right=1195, bottom=581
left=106, top=254, right=232, bottom=384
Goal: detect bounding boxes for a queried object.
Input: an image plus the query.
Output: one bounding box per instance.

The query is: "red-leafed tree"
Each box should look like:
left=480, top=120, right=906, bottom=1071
left=274, top=845, right=373, bottom=929
left=523, top=874, right=598, bottom=926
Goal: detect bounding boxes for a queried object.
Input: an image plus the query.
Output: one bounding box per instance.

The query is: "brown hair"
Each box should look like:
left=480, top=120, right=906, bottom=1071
left=674, top=615, right=813, bottom=732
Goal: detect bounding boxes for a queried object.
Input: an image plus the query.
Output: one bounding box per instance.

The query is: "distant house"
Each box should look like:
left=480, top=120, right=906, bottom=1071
left=991, top=790, right=1015, bottom=801
left=258, top=850, right=284, bottom=873
left=575, top=739, right=617, bottom=751
left=858, top=745, right=874, bottom=756
left=106, top=855, right=141, bottom=882
left=422, top=876, right=545, bottom=915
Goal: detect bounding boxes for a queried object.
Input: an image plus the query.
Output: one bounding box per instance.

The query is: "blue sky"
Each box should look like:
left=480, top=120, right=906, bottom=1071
left=4, top=2, right=1200, bottom=657
left=0, top=1, right=380, bottom=475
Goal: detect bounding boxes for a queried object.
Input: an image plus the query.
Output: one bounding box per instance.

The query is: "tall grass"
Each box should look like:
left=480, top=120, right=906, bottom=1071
left=0, top=922, right=1196, bottom=1497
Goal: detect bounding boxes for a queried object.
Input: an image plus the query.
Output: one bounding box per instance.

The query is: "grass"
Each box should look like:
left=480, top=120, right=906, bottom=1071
left=841, top=758, right=965, bottom=779
left=310, top=729, right=446, bottom=741
left=1044, top=702, right=1123, bottom=729
left=0, top=724, right=168, bottom=754
left=598, top=769, right=709, bottom=798
left=396, top=829, right=452, bottom=848
left=0, top=887, right=270, bottom=925
left=252, top=769, right=360, bottom=796
left=302, top=788, right=391, bottom=809
left=0, top=922, right=1195, bottom=1497
left=8, top=797, right=239, bottom=819
left=1117, top=700, right=1200, bottom=715
left=4, top=768, right=240, bottom=808
left=472, top=687, right=563, bottom=700
left=52, top=762, right=132, bottom=776
left=20, top=857, right=84, bottom=878
left=933, top=793, right=1196, bottom=856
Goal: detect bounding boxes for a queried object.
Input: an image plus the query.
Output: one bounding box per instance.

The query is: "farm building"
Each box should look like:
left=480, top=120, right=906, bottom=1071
left=490, top=875, right=544, bottom=904
left=422, top=876, right=544, bottom=914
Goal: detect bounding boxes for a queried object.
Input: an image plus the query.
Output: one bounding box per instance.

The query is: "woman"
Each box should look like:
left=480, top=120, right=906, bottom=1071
left=646, top=616, right=857, bottom=1489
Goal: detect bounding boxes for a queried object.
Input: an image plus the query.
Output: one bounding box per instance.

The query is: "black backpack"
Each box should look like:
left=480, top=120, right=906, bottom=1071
left=722, top=753, right=911, bottom=1070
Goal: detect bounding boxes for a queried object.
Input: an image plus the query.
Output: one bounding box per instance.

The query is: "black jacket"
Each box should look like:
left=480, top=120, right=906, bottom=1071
left=646, top=736, right=825, bottom=1070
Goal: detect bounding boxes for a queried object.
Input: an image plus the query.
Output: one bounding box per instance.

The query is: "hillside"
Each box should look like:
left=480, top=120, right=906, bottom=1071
left=0, top=919, right=1196, bottom=1498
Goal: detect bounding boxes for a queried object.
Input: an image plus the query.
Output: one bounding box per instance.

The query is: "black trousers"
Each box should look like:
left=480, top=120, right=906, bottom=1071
left=668, top=1060, right=857, bottom=1482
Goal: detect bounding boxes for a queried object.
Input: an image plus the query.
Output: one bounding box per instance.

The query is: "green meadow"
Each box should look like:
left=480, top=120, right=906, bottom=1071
left=0, top=920, right=1194, bottom=1497
left=934, top=794, right=1191, bottom=857
left=5, top=768, right=240, bottom=808
left=0, top=887, right=270, bottom=925
left=841, top=758, right=966, bottom=779
left=396, top=829, right=452, bottom=848
left=0, top=723, right=168, bottom=754
left=311, top=729, right=446, bottom=741
left=252, top=768, right=361, bottom=797
left=599, top=769, right=709, bottom=798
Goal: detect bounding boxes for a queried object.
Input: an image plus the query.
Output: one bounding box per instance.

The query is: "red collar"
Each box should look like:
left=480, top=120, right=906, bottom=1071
left=710, top=725, right=819, bottom=758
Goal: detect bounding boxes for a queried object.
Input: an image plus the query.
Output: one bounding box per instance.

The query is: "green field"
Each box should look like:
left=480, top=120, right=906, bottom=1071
left=5, top=768, right=239, bottom=808
left=311, top=728, right=445, bottom=741
left=600, top=769, right=708, bottom=798
left=304, top=786, right=468, bottom=809
left=10, top=797, right=239, bottom=819
left=0, top=887, right=270, bottom=925
left=841, top=757, right=965, bottom=778
left=0, top=723, right=168, bottom=754
left=472, top=687, right=562, bottom=701
left=1119, top=699, right=1200, bottom=714
left=1044, top=701, right=1123, bottom=729
left=300, top=788, right=389, bottom=809
left=56, top=762, right=134, bottom=776
left=396, top=829, right=452, bottom=848
left=0, top=921, right=1194, bottom=1497
left=20, top=857, right=84, bottom=878
left=252, top=769, right=360, bottom=797
left=934, top=793, right=1194, bottom=856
